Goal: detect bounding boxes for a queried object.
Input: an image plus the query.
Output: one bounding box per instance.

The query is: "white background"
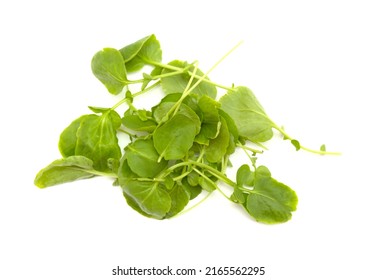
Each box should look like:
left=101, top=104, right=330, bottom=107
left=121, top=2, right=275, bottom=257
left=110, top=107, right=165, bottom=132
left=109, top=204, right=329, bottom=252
left=1, top=0, right=375, bottom=279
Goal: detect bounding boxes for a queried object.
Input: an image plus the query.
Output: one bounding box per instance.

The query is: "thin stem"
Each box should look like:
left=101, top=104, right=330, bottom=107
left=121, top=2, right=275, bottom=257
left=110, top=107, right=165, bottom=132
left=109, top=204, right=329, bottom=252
left=150, top=68, right=188, bottom=80
left=170, top=191, right=213, bottom=219
left=164, top=160, right=237, bottom=188
left=192, top=167, right=232, bottom=201
left=82, top=169, right=117, bottom=178
left=171, top=61, right=199, bottom=117
left=236, top=143, right=263, bottom=154
left=173, top=171, right=191, bottom=182
left=111, top=81, right=161, bottom=110
left=144, top=60, right=234, bottom=92
left=272, top=123, right=341, bottom=155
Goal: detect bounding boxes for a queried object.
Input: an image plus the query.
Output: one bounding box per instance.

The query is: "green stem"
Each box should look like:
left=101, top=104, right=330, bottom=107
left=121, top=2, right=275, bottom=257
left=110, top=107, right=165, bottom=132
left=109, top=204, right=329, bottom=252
left=165, top=160, right=236, bottom=187
left=84, top=169, right=117, bottom=178
left=236, top=143, right=263, bottom=154
left=170, top=191, right=213, bottom=219
left=111, top=81, right=161, bottom=110
left=169, top=61, right=200, bottom=118
left=173, top=171, right=191, bottom=182
left=133, top=81, right=161, bottom=97
left=271, top=123, right=341, bottom=155
left=192, top=167, right=232, bottom=201
left=144, top=61, right=235, bottom=92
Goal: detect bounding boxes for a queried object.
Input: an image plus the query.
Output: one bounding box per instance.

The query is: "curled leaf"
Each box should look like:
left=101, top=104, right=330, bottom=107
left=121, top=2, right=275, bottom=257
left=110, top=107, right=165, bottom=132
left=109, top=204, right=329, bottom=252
left=34, top=156, right=96, bottom=188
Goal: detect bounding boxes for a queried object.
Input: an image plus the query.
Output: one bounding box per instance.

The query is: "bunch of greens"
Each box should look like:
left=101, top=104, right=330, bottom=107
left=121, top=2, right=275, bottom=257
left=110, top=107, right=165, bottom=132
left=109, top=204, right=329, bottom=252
left=34, top=34, right=338, bottom=224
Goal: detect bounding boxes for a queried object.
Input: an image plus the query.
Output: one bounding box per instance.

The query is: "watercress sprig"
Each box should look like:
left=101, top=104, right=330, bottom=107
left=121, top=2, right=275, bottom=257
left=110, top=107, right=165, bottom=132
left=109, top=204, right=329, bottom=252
left=34, top=34, right=339, bottom=224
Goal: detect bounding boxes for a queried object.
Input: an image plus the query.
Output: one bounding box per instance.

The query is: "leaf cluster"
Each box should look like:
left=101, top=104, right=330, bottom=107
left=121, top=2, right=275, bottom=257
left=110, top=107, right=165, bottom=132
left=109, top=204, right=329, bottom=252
left=34, top=34, right=337, bottom=224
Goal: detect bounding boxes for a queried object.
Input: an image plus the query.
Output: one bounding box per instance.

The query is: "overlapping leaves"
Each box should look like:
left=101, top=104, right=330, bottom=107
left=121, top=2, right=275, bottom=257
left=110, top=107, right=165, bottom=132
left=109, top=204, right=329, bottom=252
left=35, top=34, right=337, bottom=223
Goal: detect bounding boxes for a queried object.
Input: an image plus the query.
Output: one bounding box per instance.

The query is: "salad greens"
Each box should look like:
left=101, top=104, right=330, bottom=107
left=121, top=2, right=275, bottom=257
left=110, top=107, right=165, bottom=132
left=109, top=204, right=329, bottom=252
left=34, top=34, right=339, bottom=224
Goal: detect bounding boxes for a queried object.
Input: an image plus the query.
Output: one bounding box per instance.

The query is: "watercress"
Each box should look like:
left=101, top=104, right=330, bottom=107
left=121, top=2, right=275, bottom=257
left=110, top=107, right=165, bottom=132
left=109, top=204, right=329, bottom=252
left=34, top=34, right=339, bottom=224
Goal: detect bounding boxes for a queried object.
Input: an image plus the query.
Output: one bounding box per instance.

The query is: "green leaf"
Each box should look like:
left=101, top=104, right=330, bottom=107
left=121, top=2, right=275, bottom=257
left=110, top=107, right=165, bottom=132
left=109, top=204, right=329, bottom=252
left=125, top=139, right=168, bottom=178
left=58, top=115, right=88, bottom=158
left=246, top=175, right=298, bottom=224
left=123, top=192, right=153, bottom=218
left=195, top=95, right=221, bottom=144
left=153, top=113, right=197, bottom=160
left=34, top=156, right=95, bottom=188
left=205, top=116, right=230, bottom=163
left=153, top=102, right=201, bottom=133
left=220, top=86, right=274, bottom=142
left=75, top=110, right=122, bottom=171
left=231, top=187, right=246, bottom=204
left=122, top=109, right=157, bottom=132
left=158, top=92, right=201, bottom=115
left=160, top=60, right=217, bottom=99
left=88, top=106, right=111, bottom=114
left=118, top=156, right=138, bottom=181
left=182, top=178, right=202, bottom=200
left=165, top=184, right=190, bottom=218
left=187, top=171, right=199, bottom=186
left=320, top=144, right=326, bottom=152
left=91, top=48, right=127, bottom=95
left=291, top=139, right=301, bottom=151
left=164, top=175, right=175, bottom=190
left=236, top=164, right=254, bottom=187
left=255, top=165, right=271, bottom=179
left=198, top=176, right=216, bottom=192
left=121, top=180, right=171, bottom=219
left=119, top=34, right=162, bottom=72
left=218, top=109, right=239, bottom=154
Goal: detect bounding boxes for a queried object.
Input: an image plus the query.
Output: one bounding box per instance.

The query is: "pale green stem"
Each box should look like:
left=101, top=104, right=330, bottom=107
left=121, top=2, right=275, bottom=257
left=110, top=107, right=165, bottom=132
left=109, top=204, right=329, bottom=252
left=143, top=40, right=244, bottom=93
left=111, top=81, right=161, bottom=110
left=192, top=167, right=232, bottom=201
left=170, top=191, right=213, bottom=219
left=165, top=160, right=237, bottom=188
left=236, top=143, right=263, bottom=154
left=271, top=122, right=341, bottom=155
left=80, top=169, right=117, bottom=178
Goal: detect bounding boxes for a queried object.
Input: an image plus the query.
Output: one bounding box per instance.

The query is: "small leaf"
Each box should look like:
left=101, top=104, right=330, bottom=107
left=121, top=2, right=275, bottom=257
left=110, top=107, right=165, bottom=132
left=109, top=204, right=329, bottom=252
left=91, top=48, right=127, bottom=95
left=182, top=178, right=202, bottom=200
left=125, top=139, right=168, bottom=178
left=122, top=109, right=157, bottom=132
left=164, top=176, right=174, bottom=190
left=88, top=106, right=110, bottom=114
left=195, top=95, right=221, bottom=144
left=291, top=139, right=301, bottom=151
left=34, top=156, right=95, bottom=188
left=75, top=110, right=122, bottom=171
left=255, top=165, right=271, bottom=179
left=141, top=73, right=152, bottom=90
left=58, top=115, right=88, bottom=158
left=198, top=177, right=216, bottom=192
left=320, top=144, right=326, bottom=152
left=119, top=34, right=162, bottom=72
left=187, top=171, right=199, bottom=186
left=246, top=177, right=298, bottom=224
left=236, top=164, right=254, bottom=187
left=205, top=116, right=230, bottom=163
left=219, top=109, right=239, bottom=154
